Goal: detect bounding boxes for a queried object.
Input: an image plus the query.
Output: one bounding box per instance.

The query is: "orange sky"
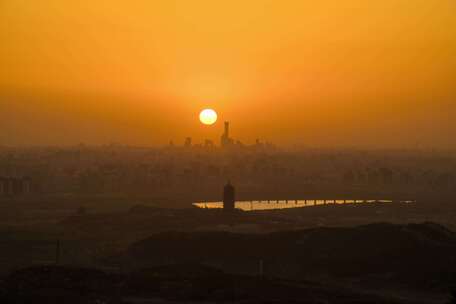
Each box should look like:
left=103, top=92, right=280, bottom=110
left=1, top=1, right=455, bottom=148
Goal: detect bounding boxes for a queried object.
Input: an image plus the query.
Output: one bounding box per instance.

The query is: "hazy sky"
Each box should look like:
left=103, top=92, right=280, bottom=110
left=1, top=1, right=455, bottom=147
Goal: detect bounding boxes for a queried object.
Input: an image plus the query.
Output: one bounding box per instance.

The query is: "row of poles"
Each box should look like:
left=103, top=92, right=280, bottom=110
left=247, top=199, right=386, bottom=205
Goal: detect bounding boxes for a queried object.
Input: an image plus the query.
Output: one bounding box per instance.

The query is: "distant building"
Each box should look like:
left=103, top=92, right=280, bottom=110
left=0, top=178, right=14, bottom=196
left=0, top=177, right=32, bottom=197
left=220, top=121, right=234, bottom=148
left=184, top=137, right=192, bottom=148
left=23, top=177, right=32, bottom=193
left=204, top=139, right=214, bottom=148
left=223, top=181, right=235, bottom=211
left=0, top=177, right=7, bottom=196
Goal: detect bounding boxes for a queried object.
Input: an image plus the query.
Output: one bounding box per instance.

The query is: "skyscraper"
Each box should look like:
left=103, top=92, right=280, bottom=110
left=220, top=121, right=234, bottom=148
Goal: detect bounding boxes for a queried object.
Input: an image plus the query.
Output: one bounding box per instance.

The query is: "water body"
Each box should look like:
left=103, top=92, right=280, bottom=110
left=193, top=199, right=415, bottom=211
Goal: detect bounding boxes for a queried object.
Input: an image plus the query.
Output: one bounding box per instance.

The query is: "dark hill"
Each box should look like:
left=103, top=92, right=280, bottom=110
left=1, top=265, right=407, bottom=304
left=127, top=222, right=456, bottom=282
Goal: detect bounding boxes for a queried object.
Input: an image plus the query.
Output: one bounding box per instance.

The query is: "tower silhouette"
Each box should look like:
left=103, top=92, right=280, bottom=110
left=220, top=121, right=233, bottom=148
left=223, top=181, right=235, bottom=211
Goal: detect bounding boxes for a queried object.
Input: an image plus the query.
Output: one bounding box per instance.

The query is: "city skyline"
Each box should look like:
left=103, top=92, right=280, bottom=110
left=1, top=1, right=456, bottom=148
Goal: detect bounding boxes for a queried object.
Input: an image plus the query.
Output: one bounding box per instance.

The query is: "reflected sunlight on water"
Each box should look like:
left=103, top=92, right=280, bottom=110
left=193, top=199, right=415, bottom=211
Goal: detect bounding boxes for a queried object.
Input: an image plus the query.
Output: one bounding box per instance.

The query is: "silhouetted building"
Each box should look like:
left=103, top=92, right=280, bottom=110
left=204, top=139, right=214, bottom=148
left=0, top=177, right=14, bottom=196
left=0, top=177, right=32, bottom=197
left=221, top=121, right=234, bottom=148
left=184, top=137, right=192, bottom=148
left=223, top=181, right=235, bottom=211
left=23, top=177, right=32, bottom=193
left=0, top=177, right=6, bottom=196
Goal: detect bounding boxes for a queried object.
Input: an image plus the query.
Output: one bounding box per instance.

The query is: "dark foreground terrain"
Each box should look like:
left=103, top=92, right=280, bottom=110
left=1, top=222, right=456, bottom=303
left=2, top=195, right=456, bottom=303
left=0, top=264, right=407, bottom=304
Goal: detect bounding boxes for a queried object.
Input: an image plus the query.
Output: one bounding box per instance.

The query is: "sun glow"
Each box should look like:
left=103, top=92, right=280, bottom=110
left=199, top=109, right=218, bottom=125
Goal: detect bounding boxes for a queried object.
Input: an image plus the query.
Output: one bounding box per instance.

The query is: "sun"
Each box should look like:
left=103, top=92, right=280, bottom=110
left=199, top=109, right=218, bottom=125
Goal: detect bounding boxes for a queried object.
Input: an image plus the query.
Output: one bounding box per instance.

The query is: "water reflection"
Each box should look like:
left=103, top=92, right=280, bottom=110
left=193, top=199, right=415, bottom=211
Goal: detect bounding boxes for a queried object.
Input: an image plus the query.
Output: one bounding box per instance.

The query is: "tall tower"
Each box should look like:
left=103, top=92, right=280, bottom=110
left=223, top=181, right=235, bottom=211
left=224, top=121, right=230, bottom=138
left=221, top=121, right=233, bottom=148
